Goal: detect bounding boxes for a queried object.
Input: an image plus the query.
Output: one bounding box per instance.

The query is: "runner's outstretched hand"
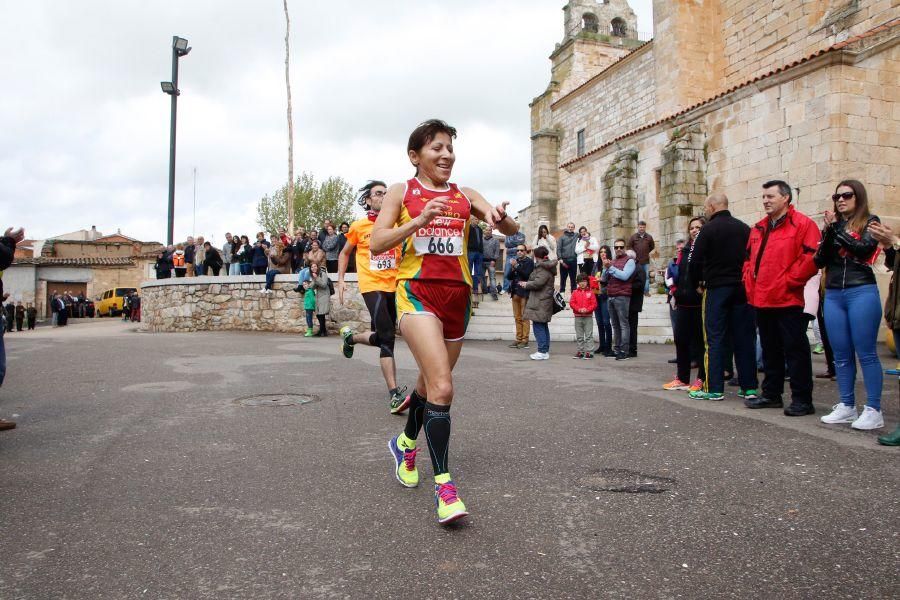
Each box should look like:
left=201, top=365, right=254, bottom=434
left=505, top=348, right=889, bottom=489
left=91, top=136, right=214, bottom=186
left=487, top=202, right=510, bottom=227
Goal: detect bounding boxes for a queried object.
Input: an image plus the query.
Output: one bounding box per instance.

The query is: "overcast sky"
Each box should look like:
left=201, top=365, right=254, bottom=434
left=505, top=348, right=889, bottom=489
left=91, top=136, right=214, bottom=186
left=2, top=1, right=652, bottom=246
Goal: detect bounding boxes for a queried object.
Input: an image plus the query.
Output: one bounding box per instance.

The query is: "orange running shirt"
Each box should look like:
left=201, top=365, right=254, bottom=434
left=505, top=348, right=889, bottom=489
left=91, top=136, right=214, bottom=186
left=397, top=177, right=473, bottom=286
left=345, top=215, right=399, bottom=293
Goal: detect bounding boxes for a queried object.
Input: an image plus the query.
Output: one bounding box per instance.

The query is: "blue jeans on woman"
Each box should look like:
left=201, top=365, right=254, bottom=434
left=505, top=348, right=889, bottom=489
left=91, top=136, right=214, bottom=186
left=239, top=263, right=252, bottom=275
left=594, top=295, right=612, bottom=353
left=824, top=284, right=883, bottom=410
left=265, top=269, right=279, bottom=290
left=533, top=322, right=550, bottom=354
left=468, top=251, right=484, bottom=294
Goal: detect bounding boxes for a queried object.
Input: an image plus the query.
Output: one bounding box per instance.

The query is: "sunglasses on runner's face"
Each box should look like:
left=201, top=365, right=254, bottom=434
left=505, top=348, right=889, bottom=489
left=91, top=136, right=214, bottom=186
left=614, top=245, right=625, bottom=250
left=517, top=248, right=527, bottom=253
left=832, top=192, right=854, bottom=202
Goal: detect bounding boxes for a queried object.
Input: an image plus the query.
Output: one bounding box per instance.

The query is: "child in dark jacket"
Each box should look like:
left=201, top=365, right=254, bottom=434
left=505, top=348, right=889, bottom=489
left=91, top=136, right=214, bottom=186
left=570, top=273, right=598, bottom=358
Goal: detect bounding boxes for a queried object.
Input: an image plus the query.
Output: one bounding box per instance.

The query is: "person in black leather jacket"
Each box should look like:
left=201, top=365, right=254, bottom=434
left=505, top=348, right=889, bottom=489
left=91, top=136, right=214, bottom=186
left=814, top=179, right=884, bottom=431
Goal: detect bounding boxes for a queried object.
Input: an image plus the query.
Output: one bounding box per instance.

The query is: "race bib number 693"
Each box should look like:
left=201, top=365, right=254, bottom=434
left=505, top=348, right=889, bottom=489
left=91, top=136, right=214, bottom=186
left=413, top=216, right=465, bottom=256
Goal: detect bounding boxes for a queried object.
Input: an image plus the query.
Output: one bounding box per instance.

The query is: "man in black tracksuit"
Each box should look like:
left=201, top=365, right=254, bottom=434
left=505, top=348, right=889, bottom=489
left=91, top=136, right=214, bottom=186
left=689, top=193, right=759, bottom=399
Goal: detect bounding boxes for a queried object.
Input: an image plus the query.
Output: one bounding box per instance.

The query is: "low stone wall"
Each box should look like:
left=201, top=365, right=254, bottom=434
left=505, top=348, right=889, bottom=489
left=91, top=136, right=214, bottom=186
left=140, top=274, right=368, bottom=334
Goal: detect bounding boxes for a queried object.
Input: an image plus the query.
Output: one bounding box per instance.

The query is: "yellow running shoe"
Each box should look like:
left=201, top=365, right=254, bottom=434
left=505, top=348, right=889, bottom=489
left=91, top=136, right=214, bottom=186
left=434, top=475, right=468, bottom=525
left=388, top=435, right=419, bottom=488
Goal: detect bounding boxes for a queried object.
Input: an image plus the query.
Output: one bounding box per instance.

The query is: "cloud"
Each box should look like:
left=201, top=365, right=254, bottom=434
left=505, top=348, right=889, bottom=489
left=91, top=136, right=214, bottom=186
left=1, top=0, right=653, bottom=243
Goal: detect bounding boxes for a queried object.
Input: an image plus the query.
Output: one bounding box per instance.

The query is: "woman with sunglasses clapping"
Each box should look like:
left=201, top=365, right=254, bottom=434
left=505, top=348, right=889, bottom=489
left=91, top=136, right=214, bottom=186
left=815, top=180, right=884, bottom=431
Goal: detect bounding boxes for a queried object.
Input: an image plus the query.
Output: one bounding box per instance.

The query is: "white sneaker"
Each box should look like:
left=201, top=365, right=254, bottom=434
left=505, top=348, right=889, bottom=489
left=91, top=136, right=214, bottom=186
left=851, top=406, right=884, bottom=430
left=820, top=403, right=857, bottom=424
left=529, top=352, right=549, bottom=360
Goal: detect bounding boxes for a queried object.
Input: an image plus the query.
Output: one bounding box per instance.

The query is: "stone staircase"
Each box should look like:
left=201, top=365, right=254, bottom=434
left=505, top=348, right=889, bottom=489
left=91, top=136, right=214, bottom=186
left=466, top=292, right=673, bottom=343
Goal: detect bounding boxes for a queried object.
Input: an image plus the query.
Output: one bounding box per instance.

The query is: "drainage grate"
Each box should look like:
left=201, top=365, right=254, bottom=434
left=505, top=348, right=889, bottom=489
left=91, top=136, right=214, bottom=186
left=578, top=468, right=675, bottom=494
left=234, top=393, right=319, bottom=407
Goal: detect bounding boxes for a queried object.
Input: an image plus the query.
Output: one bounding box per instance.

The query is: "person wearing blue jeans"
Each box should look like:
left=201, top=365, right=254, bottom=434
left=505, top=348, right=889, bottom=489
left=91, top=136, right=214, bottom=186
left=593, top=293, right=612, bottom=355
left=532, top=321, right=550, bottom=355
left=817, top=179, right=884, bottom=430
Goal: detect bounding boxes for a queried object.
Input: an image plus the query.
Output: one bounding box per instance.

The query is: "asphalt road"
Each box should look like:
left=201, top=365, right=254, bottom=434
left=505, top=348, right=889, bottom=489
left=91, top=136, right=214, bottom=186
left=1, top=320, right=898, bottom=599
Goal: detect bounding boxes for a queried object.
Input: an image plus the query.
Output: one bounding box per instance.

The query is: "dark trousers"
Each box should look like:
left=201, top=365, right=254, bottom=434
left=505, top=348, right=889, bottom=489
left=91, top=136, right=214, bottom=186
left=580, top=259, right=595, bottom=275
left=817, top=298, right=835, bottom=374
left=594, top=295, right=612, bottom=353
left=15, top=317, right=23, bottom=331
left=253, top=265, right=267, bottom=275
left=703, top=285, right=758, bottom=393
left=560, top=259, right=578, bottom=293
left=756, top=306, right=814, bottom=405
left=674, top=305, right=706, bottom=384
left=628, top=308, right=640, bottom=355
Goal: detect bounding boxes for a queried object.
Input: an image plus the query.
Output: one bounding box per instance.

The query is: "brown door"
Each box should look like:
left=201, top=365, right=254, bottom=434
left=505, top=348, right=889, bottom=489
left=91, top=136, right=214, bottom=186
left=45, top=282, right=87, bottom=317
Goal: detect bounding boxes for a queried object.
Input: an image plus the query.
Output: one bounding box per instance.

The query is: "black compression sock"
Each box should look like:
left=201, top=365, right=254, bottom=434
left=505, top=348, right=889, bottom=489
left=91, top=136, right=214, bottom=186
left=403, top=390, right=426, bottom=441
left=423, top=401, right=451, bottom=477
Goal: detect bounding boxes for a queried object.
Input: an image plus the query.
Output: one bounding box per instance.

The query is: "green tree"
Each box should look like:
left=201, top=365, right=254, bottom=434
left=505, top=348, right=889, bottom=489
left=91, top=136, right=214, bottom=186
left=256, top=172, right=355, bottom=234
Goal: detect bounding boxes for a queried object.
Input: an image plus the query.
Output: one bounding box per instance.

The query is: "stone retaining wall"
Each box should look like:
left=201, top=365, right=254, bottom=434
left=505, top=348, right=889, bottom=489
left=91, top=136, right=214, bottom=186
left=140, top=274, right=368, bottom=334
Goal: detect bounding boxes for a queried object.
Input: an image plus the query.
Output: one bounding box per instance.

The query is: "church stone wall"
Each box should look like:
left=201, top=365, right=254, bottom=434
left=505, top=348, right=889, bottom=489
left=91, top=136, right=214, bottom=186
left=721, top=0, right=898, bottom=88
left=553, top=44, right=657, bottom=165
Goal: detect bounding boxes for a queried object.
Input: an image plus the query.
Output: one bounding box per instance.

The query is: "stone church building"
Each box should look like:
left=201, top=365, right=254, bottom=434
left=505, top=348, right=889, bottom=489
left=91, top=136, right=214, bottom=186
left=521, top=0, right=900, bottom=264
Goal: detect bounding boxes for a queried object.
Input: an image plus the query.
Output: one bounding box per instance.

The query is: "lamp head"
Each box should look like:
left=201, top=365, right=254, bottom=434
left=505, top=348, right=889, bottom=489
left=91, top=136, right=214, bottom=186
left=173, top=36, right=191, bottom=56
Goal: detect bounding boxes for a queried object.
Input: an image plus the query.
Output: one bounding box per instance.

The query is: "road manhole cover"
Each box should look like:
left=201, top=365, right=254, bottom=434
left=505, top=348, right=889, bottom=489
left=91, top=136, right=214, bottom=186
left=234, top=394, right=318, bottom=407
left=578, top=469, right=675, bottom=494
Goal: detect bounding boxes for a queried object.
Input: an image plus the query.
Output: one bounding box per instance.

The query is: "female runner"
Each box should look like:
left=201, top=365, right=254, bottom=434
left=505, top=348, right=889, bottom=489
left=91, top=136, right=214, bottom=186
left=370, top=119, right=518, bottom=525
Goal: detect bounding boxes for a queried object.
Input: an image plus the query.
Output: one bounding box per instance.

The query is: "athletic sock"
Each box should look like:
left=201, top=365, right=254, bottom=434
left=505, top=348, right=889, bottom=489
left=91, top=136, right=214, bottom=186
left=423, top=401, right=451, bottom=477
left=389, top=387, right=398, bottom=396
left=403, top=390, right=426, bottom=441
left=397, top=431, right=416, bottom=450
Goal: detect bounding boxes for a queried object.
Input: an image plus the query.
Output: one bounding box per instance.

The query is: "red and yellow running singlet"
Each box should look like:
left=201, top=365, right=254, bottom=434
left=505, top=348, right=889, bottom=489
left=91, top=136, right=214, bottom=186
left=397, top=177, right=473, bottom=287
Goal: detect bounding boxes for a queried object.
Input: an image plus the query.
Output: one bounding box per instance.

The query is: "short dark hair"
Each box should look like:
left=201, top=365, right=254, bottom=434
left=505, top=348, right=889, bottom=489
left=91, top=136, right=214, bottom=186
left=533, top=246, right=549, bottom=259
left=763, top=180, right=792, bottom=202
left=576, top=273, right=589, bottom=283
left=638, top=220, right=647, bottom=226
left=407, top=119, right=457, bottom=154
left=357, top=180, right=386, bottom=209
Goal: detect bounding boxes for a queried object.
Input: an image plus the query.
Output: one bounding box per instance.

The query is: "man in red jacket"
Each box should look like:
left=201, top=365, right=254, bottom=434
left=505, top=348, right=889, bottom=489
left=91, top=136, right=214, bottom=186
left=743, top=180, right=821, bottom=416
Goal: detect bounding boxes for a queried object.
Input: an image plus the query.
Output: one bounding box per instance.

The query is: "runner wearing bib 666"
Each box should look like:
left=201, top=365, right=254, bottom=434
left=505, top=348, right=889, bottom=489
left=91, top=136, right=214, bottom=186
left=337, top=180, right=408, bottom=413
left=371, top=119, right=519, bottom=525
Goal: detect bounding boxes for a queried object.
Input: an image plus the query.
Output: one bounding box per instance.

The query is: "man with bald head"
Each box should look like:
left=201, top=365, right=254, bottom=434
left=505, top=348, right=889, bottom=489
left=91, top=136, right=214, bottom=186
left=687, top=193, right=759, bottom=401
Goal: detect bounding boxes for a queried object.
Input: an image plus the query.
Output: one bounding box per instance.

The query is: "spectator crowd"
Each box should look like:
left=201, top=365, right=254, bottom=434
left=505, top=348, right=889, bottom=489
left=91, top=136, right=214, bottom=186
left=489, top=179, right=899, bottom=447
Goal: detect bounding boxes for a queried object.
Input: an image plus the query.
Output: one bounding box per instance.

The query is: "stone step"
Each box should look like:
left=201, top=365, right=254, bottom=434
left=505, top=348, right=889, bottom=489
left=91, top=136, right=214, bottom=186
left=467, top=293, right=674, bottom=343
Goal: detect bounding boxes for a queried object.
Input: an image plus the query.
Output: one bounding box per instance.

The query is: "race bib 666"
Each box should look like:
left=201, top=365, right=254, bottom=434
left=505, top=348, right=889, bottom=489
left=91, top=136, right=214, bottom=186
left=413, top=216, right=465, bottom=256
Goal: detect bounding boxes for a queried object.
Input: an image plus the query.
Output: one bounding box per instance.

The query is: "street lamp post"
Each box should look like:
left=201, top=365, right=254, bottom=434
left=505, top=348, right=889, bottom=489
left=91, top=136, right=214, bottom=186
left=161, top=36, right=191, bottom=246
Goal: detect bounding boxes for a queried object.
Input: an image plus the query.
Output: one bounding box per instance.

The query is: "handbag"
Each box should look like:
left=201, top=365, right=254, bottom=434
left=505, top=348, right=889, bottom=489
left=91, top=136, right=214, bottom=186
left=552, top=290, right=567, bottom=314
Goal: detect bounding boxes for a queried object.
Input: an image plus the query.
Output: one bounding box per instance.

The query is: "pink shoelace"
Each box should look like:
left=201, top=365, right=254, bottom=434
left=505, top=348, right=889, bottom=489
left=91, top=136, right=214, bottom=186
left=436, top=482, right=459, bottom=504
left=403, top=448, right=418, bottom=470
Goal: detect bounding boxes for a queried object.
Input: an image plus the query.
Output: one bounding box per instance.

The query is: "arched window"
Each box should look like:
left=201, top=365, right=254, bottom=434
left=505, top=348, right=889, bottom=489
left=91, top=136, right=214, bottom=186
left=611, top=17, right=628, bottom=37
left=582, top=12, right=599, bottom=33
